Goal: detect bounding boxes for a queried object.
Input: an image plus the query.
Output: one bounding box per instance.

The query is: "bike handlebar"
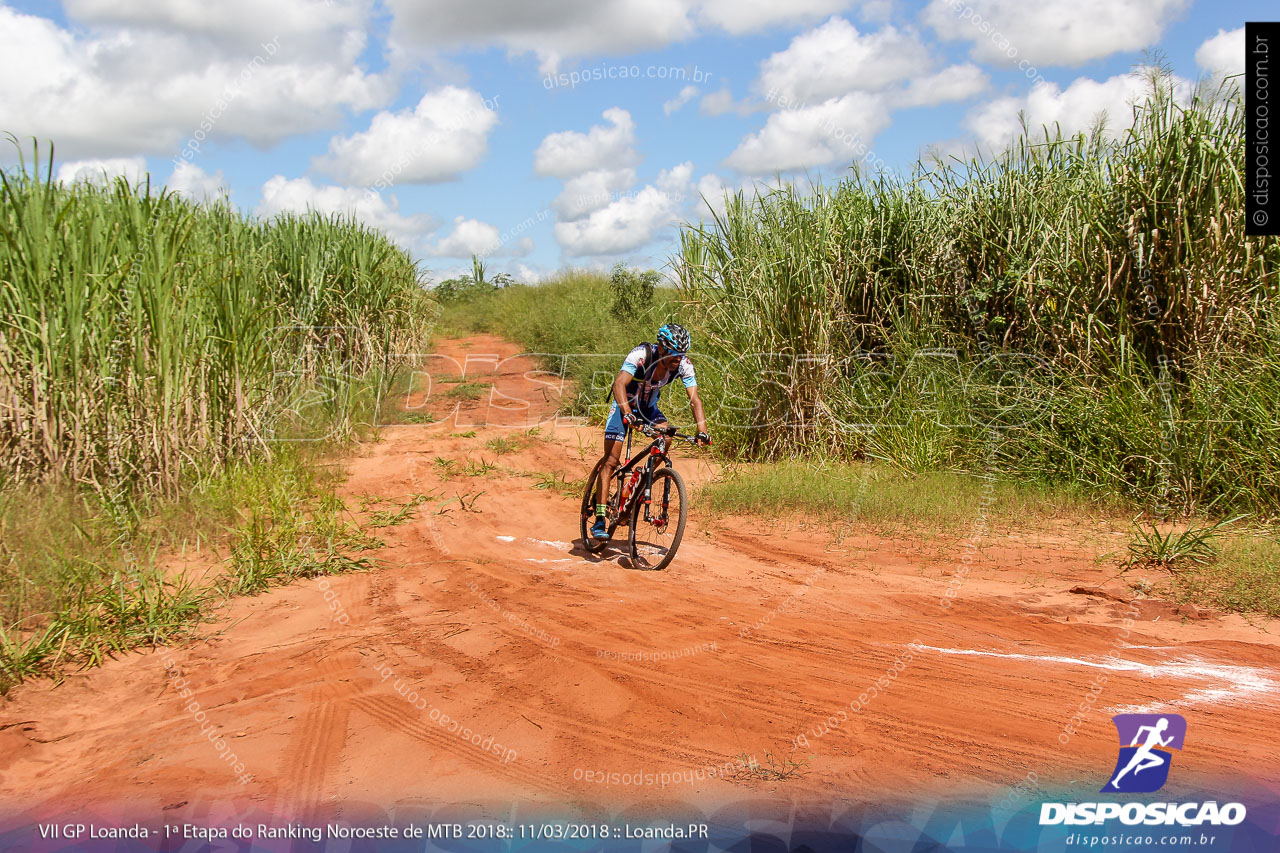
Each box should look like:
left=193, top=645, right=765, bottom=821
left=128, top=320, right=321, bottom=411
left=639, top=424, right=703, bottom=445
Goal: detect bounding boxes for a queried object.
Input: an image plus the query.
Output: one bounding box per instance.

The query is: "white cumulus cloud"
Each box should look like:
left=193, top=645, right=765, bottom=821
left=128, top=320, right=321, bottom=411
left=757, top=18, right=930, bottom=103
left=1196, top=28, right=1245, bottom=81
left=61, top=0, right=369, bottom=58
left=696, top=0, right=853, bottom=35
left=165, top=161, right=229, bottom=202
left=385, top=0, right=861, bottom=73
left=664, top=85, right=700, bottom=115
left=553, top=168, right=639, bottom=220
left=427, top=216, right=535, bottom=258
left=257, top=176, right=436, bottom=248
left=56, top=157, right=148, bottom=186
left=554, top=162, right=693, bottom=256
left=316, top=87, right=499, bottom=186
left=725, top=92, right=891, bottom=173
left=723, top=17, right=986, bottom=174
left=385, top=0, right=695, bottom=74
left=964, top=70, right=1192, bottom=151
left=0, top=5, right=393, bottom=159
left=901, top=64, right=989, bottom=107
left=534, top=108, right=639, bottom=179
left=921, top=0, right=1190, bottom=67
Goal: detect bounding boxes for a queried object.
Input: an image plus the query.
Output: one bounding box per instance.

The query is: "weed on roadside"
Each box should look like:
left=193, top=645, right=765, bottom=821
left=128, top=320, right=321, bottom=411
left=531, top=471, right=580, bottom=498
left=444, top=382, right=490, bottom=400
left=732, top=750, right=805, bottom=782
left=1125, top=516, right=1244, bottom=570
left=485, top=436, right=520, bottom=455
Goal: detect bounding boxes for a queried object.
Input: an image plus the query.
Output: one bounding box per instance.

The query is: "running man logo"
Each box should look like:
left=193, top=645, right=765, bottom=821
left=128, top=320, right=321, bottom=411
left=1101, top=713, right=1187, bottom=793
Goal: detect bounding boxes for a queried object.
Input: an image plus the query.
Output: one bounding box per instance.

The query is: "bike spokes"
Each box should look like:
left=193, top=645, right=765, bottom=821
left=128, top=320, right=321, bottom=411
left=629, top=467, right=688, bottom=571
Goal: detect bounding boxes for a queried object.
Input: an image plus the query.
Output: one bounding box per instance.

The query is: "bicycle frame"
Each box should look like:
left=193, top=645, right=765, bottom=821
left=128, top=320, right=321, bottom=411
left=608, top=427, right=692, bottom=518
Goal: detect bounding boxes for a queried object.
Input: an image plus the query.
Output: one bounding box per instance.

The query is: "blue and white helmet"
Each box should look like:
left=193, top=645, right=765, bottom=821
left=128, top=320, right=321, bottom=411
left=656, top=323, right=691, bottom=354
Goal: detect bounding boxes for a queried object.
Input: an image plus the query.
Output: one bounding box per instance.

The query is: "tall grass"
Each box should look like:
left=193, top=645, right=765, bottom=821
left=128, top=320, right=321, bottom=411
left=0, top=137, right=433, bottom=497
left=677, top=77, right=1280, bottom=516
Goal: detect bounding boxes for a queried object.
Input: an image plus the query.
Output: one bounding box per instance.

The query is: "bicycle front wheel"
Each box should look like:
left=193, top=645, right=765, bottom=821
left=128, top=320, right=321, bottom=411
left=629, top=467, right=688, bottom=570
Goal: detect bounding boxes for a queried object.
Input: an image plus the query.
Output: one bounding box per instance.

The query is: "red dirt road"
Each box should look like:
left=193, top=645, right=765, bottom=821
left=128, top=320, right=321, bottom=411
left=3, top=335, right=1279, bottom=825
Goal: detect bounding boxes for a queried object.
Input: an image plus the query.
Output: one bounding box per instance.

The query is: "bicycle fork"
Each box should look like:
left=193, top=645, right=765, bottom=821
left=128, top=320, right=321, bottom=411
left=642, top=471, right=671, bottom=530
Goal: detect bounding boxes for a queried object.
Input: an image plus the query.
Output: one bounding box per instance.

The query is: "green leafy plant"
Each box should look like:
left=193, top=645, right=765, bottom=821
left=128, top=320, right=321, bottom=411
left=431, top=457, right=461, bottom=482
left=485, top=436, right=519, bottom=455
left=1126, top=515, right=1245, bottom=569
left=531, top=471, right=580, bottom=498
left=609, top=262, right=660, bottom=319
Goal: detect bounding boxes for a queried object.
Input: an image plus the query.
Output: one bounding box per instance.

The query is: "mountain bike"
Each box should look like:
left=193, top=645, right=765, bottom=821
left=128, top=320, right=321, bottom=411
left=580, top=424, right=698, bottom=570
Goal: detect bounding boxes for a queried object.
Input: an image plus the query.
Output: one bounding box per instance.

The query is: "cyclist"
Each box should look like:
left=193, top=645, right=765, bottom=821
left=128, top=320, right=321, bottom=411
left=591, top=323, right=710, bottom=541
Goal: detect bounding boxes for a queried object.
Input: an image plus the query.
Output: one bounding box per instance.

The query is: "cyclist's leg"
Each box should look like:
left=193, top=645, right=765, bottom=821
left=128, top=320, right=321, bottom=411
left=598, top=400, right=628, bottom=507
left=598, top=439, right=624, bottom=505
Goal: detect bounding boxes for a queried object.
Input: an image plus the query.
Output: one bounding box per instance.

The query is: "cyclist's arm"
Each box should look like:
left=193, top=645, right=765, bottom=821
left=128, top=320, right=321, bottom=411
left=686, top=384, right=707, bottom=435
left=612, top=370, right=634, bottom=417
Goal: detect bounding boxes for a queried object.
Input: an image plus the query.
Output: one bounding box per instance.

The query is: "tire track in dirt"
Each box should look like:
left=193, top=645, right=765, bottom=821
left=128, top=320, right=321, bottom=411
left=363, top=575, right=748, bottom=777
left=275, top=652, right=357, bottom=822
left=347, top=695, right=554, bottom=796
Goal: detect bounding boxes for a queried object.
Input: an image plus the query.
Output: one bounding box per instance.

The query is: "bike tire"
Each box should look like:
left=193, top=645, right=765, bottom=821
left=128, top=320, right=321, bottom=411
left=628, top=466, right=688, bottom=571
left=580, top=457, right=612, bottom=552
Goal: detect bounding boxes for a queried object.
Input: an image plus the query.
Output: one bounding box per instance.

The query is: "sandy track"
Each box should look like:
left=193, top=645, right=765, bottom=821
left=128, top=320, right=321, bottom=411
left=2, top=334, right=1279, bottom=825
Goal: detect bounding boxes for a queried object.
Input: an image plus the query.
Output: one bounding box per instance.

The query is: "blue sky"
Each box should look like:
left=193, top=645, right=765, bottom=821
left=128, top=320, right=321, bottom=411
left=0, top=0, right=1261, bottom=283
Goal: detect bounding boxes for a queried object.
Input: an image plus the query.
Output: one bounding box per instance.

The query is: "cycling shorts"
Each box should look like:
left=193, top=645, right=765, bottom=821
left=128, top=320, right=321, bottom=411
left=604, top=396, right=666, bottom=442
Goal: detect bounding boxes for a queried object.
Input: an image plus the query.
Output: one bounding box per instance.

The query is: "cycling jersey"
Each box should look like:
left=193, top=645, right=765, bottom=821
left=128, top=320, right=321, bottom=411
left=619, top=344, right=696, bottom=409
left=604, top=344, right=696, bottom=441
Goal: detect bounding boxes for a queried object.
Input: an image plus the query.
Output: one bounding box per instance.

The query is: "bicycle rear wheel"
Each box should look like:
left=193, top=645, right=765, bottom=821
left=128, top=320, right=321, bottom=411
left=629, top=467, right=687, bottom=570
left=580, top=458, right=611, bottom=552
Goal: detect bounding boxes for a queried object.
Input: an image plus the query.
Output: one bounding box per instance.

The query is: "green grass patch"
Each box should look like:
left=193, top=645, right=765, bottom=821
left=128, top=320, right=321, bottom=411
left=698, top=460, right=1106, bottom=533
left=443, top=382, right=491, bottom=400
left=432, top=457, right=461, bottom=481
left=367, top=494, right=432, bottom=530
left=530, top=471, right=581, bottom=498
left=1172, top=534, right=1280, bottom=617
left=485, top=436, right=520, bottom=455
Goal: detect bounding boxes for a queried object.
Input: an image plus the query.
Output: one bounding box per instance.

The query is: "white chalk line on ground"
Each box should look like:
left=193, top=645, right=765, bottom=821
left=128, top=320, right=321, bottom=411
left=913, top=645, right=1278, bottom=713
left=494, top=535, right=572, bottom=549
left=494, top=534, right=627, bottom=567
